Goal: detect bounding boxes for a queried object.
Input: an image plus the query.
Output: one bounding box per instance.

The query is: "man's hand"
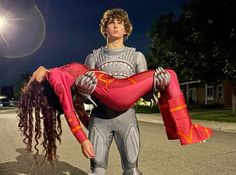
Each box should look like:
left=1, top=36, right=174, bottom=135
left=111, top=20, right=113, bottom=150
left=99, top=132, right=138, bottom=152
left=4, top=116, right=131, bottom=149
left=154, top=67, right=170, bottom=91
left=75, top=71, right=97, bottom=96
left=75, top=71, right=98, bottom=106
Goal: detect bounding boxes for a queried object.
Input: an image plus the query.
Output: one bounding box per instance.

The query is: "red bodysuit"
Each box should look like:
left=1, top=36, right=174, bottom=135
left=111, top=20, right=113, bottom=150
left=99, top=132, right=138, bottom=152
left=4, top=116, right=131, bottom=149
left=46, top=62, right=212, bottom=145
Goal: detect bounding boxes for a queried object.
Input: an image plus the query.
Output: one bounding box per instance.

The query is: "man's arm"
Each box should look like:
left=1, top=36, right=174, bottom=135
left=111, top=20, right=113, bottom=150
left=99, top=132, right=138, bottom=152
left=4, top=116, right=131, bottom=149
left=135, top=52, right=170, bottom=103
left=84, top=54, right=96, bottom=69
left=135, top=52, right=154, bottom=102
left=136, top=52, right=148, bottom=73
left=75, top=53, right=97, bottom=105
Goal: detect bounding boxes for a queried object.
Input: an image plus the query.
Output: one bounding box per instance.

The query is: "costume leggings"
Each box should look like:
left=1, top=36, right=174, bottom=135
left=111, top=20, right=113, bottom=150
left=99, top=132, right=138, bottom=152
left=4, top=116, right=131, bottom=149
left=93, top=69, right=181, bottom=111
left=93, top=69, right=212, bottom=145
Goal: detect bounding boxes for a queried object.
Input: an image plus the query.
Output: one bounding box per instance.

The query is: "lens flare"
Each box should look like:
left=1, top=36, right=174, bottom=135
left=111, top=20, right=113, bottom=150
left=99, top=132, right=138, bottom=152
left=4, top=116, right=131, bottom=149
left=0, top=0, right=46, bottom=58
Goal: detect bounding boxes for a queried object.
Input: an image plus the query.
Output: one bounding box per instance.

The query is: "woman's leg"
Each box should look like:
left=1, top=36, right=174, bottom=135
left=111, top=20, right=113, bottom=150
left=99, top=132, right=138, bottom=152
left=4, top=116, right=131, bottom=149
left=158, top=69, right=212, bottom=145
left=158, top=94, right=179, bottom=140
left=94, top=70, right=155, bottom=111
left=93, top=69, right=212, bottom=145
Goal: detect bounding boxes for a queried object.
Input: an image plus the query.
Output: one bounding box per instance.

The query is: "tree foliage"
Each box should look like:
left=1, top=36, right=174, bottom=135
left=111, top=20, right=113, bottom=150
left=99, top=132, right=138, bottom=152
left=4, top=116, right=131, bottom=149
left=147, top=0, right=236, bottom=83
left=14, top=72, right=32, bottom=99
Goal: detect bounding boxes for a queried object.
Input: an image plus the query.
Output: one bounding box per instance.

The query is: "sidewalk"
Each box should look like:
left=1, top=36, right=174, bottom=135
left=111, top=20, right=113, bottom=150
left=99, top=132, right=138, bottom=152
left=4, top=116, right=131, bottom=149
left=1, top=108, right=236, bottom=133
left=136, top=113, right=236, bottom=133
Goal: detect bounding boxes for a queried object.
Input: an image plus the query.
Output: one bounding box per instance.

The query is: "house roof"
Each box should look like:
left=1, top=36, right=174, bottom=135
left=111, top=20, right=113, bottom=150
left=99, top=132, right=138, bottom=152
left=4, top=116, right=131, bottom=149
left=180, top=80, right=202, bottom=86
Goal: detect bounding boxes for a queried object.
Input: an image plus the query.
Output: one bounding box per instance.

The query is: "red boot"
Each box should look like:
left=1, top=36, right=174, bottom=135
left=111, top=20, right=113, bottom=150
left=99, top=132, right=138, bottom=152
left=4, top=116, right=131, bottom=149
left=158, top=94, right=179, bottom=140
left=167, top=93, right=212, bottom=145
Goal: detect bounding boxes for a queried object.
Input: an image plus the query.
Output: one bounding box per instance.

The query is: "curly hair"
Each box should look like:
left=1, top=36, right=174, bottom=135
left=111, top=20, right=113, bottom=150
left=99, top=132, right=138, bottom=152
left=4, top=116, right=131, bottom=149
left=17, top=80, right=87, bottom=163
left=100, top=8, right=133, bottom=40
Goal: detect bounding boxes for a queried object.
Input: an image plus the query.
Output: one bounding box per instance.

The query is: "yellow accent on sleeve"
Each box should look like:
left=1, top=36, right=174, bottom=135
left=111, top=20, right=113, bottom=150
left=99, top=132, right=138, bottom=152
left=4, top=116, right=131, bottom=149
left=170, top=104, right=187, bottom=112
left=72, top=125, right=81, bottom=133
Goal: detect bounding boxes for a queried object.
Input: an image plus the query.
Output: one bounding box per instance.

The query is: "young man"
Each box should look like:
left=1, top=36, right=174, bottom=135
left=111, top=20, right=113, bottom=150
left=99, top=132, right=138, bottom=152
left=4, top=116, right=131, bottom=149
left=81, top=8, right=147, bottom=175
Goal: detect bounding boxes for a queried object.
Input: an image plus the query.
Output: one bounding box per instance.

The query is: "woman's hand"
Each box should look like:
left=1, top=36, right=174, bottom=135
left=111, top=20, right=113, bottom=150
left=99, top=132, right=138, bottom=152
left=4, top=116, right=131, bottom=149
left=31, top=66, right=48, bottom=83
left=81, top=139, right=95, bottom=159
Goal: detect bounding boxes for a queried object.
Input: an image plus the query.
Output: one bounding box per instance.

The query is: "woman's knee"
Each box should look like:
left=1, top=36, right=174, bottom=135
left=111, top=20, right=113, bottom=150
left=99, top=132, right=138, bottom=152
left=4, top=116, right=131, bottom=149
left=165, top=69, right=178, bottom=81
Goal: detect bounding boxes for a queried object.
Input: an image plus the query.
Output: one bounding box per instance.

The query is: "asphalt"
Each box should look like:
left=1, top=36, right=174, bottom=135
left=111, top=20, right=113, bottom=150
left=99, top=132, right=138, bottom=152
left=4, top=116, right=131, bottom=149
left=1, top=107, right=236, bottom=133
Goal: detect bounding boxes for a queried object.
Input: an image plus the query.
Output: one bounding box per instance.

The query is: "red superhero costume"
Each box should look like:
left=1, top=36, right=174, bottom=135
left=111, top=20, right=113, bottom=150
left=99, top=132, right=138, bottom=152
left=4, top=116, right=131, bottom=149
left=46, top=62, right=212, bottom=145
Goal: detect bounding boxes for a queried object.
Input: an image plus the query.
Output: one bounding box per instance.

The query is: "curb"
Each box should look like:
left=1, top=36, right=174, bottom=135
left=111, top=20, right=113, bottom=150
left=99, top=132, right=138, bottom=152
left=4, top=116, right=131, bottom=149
left=1, top=108, right=236, bottom=133
left=136, top=113, right=236, bottom=133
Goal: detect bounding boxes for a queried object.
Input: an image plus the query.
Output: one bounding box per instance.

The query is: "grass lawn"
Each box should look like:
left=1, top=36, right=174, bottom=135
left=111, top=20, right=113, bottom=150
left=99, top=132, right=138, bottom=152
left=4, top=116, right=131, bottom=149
left=136, top=105, right=236, bottom=123
left=190, top=111, right=236, bottom=123
left=136, top=105, right=159, bottom=113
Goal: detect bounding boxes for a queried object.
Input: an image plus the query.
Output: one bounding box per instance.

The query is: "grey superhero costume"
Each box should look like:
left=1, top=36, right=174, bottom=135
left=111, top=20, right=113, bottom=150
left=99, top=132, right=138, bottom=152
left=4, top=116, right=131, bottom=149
left=85, top=46, right=147, bottom=175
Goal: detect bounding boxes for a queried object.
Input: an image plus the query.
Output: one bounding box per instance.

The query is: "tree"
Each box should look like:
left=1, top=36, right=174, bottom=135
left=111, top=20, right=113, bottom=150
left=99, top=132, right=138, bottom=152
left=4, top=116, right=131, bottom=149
left=147, top=0, right=236, bottom=113
left=14, top=72, right=32, bottom=99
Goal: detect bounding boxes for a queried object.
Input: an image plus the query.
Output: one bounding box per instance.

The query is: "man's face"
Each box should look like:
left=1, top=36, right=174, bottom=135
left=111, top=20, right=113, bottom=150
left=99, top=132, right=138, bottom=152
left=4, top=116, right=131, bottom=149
left=106, top=18, right=126, bottom=40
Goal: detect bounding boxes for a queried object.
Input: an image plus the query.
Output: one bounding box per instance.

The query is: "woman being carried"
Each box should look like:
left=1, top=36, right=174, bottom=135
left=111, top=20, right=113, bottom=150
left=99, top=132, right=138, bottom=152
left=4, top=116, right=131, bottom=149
left=18, top=62, right=212, bottom=162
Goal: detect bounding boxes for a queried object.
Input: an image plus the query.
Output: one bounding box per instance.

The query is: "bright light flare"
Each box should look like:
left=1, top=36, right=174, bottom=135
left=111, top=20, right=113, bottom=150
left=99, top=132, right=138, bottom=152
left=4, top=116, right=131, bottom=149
left=0, top=13, right=12, bottom=48
left=0, top=11, right=21, bottom=48
left=0, top=0, right=46, bottom=58
left=0, top=16, right=9, bottom=31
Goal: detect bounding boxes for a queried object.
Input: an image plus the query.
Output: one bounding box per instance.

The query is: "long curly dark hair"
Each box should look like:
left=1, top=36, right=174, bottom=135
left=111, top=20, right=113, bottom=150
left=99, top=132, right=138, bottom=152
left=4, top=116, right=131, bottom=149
left=17, top=80, right=87, bottom=163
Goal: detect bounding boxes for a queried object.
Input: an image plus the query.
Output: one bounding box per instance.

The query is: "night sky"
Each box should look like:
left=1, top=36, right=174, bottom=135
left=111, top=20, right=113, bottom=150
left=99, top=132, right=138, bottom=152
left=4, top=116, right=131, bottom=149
left=0, top=0, right=191, bottom=86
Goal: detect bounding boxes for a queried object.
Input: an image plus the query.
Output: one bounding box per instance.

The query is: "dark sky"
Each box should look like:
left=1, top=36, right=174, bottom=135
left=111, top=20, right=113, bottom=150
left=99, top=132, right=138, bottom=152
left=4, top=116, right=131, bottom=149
left=0, top=0, right=191, bottom=86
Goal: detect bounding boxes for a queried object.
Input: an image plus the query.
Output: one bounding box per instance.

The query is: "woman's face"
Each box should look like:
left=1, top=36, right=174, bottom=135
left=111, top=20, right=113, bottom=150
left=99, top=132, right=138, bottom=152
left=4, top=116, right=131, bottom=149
left=106, top=18, right=126, bottom=40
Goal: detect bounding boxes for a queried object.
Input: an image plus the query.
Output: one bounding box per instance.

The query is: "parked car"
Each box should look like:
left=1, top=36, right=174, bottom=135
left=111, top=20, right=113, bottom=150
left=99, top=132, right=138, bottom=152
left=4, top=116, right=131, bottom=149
left=9, top=98, right=19, bottom=107
left=0, top=96, right=10, bottom=107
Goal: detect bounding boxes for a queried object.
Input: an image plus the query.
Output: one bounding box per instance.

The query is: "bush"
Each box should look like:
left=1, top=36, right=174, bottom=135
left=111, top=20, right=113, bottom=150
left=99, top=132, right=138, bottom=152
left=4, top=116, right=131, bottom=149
left=136, top=105, right=159, bottom=113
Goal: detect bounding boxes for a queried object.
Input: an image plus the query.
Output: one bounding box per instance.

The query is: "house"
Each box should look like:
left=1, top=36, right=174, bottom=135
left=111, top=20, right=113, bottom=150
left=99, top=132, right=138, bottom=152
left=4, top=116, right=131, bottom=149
left=180, top=80, right=232, bottom=108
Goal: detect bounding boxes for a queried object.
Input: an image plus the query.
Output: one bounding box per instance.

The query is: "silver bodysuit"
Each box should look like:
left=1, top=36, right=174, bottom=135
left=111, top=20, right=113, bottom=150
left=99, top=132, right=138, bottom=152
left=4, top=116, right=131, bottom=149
left=85, top=46, right=147, bottom=175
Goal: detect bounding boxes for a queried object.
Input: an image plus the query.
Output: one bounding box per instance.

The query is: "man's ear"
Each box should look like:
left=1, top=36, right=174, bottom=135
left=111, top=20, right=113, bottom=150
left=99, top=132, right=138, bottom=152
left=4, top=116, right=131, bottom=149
left=105, top=27, right=108, bottom=34
left=123, top=27, right=127, bottom=35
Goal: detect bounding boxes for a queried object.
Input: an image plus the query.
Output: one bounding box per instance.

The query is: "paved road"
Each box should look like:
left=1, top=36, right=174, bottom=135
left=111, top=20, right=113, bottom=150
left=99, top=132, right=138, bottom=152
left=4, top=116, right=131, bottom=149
left=0, top=111, right=236, bottom=175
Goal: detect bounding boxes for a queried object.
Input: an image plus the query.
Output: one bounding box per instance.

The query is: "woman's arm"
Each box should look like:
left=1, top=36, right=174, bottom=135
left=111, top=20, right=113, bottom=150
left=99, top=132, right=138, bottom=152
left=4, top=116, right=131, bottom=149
left=46, top=67, right=95, bottom=158
left=46, top=68, right=86, bottom=142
